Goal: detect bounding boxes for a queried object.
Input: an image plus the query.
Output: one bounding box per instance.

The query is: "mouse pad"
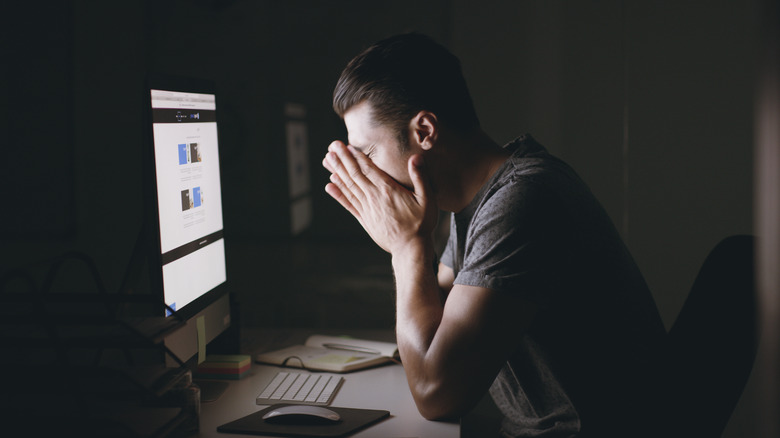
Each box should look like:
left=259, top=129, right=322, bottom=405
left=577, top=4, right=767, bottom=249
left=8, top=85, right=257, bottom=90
left=217, top=403, right=390, bottom=437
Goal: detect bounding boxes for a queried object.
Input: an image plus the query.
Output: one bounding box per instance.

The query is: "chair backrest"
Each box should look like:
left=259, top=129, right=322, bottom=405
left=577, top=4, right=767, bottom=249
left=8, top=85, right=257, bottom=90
left=664, top=235, right=758, bottom=437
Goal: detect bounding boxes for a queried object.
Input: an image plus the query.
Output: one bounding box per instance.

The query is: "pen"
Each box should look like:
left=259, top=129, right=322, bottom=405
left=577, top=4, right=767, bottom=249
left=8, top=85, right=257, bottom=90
left=322, top=343, right=381, bottom=355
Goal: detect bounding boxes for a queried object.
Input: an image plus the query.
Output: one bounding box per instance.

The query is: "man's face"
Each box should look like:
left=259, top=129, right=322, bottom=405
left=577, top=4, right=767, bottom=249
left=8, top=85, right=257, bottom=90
left=343, top=101, right=414, bottom=190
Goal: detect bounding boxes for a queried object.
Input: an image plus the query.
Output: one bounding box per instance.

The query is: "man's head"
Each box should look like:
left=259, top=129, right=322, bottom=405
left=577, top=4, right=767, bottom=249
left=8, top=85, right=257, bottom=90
left=333, top=33, right=480, bottom=149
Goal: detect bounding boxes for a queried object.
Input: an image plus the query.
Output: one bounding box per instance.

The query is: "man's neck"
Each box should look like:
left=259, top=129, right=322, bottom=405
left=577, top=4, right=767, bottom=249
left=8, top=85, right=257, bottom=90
left=433, top=129, right=510, bottom=213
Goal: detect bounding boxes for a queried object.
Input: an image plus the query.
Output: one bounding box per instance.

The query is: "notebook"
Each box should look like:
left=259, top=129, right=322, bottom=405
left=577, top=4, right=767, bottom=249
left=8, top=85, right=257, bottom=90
left=254, top=335, right=399, bottom=373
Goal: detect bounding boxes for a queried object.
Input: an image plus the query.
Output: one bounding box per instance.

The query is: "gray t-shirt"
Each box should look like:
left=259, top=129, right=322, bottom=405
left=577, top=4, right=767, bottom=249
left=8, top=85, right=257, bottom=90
left=441, top=135, right=666, bottom=437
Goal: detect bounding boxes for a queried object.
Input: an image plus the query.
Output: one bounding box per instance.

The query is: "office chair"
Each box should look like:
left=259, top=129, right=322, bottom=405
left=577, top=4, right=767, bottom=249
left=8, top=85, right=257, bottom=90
left=661, top=235, right=758, bottom=437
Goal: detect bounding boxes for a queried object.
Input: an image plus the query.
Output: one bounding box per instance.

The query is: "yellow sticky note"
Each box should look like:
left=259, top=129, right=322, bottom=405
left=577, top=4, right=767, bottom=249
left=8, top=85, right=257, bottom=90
left=196, top=315, right=206, bottom=364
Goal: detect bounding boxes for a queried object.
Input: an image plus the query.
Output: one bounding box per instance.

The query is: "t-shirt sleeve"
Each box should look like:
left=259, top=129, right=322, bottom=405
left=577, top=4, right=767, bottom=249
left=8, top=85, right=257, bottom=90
left=454, top=180, right=556, bottom=305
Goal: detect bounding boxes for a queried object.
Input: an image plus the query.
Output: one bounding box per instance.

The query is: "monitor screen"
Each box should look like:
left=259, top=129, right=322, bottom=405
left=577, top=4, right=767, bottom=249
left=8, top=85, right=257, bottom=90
left=149, top=86, right=226, bottom=317
left=144, top=75, right=231, bottom=366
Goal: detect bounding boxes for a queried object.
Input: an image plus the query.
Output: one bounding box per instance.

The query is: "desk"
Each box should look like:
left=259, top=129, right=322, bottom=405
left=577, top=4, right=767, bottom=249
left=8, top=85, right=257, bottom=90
left=197, top=328, right=459, bottom=438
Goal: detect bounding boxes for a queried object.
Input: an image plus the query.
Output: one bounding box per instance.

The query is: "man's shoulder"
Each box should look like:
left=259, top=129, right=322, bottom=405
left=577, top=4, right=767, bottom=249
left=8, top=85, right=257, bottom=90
left=503, top=134, right=547, bottom=157
left=501, top=135, right=584, bottom=190
left=501, top=135, right=561, bottom=176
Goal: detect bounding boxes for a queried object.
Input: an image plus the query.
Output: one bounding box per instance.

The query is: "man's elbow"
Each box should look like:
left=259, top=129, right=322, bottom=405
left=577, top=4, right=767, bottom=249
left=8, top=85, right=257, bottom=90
left=411, top=382, right=474, bottom=421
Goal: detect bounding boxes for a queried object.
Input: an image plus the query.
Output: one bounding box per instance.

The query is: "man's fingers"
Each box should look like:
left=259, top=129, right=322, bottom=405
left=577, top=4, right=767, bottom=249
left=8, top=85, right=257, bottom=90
left=323, top=141, right=345, bottom=173
left=322, top=155, right=334, bottom=174
left=328, top=143, right=370, bottom=190
left=346, top=145, right=397, bottom=187
left=330, top=152, right=366, bottom=190
left=323, top=141, right=373, bottom=222
left=330, top=171, right=365, bottom=210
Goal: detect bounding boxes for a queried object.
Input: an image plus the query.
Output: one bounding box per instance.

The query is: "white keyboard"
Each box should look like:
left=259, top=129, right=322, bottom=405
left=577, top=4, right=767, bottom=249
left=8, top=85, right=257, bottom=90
left=255, top=371, right=344, bottom=406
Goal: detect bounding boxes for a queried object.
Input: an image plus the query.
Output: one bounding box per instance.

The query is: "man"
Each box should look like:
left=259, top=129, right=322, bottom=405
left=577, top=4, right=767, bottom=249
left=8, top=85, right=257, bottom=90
left=322, top=33, right=666, bottom=437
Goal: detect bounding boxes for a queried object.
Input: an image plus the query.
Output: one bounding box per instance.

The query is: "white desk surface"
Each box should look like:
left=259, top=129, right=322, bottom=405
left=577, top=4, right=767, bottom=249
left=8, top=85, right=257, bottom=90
left=196, top=328, right=459, bottom=438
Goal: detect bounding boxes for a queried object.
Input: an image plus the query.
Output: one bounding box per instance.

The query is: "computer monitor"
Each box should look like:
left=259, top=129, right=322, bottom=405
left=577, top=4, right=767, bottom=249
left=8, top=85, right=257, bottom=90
left=144, top=74, right=231, bottom=366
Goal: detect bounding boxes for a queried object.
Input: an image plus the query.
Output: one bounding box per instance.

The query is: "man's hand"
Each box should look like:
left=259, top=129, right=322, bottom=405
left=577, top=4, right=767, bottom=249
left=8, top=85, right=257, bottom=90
left=322, top=141, right=438, bottom=254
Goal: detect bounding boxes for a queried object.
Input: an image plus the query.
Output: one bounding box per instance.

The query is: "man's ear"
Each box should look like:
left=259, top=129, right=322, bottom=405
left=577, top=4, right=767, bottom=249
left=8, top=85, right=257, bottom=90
left=410, top=111, right=438, bottom=151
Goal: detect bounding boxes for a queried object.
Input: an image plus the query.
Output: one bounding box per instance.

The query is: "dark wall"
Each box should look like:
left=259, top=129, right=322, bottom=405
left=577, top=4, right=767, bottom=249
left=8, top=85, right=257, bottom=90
left=2, top=2, right=77, bottom=242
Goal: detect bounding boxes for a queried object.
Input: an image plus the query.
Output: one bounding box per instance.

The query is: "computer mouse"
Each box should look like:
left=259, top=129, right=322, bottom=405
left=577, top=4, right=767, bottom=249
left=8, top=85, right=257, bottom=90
left=262, top=404, right=342, bottom=425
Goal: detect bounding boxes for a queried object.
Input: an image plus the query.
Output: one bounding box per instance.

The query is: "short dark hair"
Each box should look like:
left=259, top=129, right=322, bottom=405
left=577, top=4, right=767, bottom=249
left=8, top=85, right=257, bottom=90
left=333, top=33, right=480, bottom=144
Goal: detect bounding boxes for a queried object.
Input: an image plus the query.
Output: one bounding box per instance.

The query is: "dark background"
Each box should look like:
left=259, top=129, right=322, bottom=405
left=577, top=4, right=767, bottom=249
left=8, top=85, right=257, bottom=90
left=1, top=1, right=773, bottom=436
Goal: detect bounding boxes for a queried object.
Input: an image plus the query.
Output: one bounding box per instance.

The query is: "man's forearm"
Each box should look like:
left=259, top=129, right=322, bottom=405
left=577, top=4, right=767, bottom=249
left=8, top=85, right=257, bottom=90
left=391, top=237, right=451, bottom=419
